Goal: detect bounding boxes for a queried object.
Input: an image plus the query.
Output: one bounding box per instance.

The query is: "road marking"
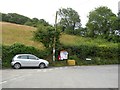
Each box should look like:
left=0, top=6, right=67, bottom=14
left=10, top=78, right=17, bottom=81
left=37, top=67, right=68, bottom=72
left=0, top=81, right=7, bottom=84
left=64, top=67, right=68, bottom=69
left=16, top=75, right=25, bottom=79
left=36, top=66, right=81, bottom=73
left=48, top=69, right=53, bottom=71
left=54, top=68, right=59, bottom=70
left=37, top=70, right=42, bottom=72
left=1, top=74, right=31, bottom=84
left=59, top=67, right=63, bottom=69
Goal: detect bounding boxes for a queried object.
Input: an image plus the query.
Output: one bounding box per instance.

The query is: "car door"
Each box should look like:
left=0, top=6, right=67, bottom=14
left=28, top=55, right=40, bottom=66
left=18, top=55, right=30, bottom=66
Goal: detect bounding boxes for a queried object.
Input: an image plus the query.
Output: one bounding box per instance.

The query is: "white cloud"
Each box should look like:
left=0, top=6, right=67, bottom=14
left=0, top=0, right=119, bottom=27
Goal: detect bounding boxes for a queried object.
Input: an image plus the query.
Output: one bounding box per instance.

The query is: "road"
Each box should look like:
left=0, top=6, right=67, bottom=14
left=0, top=65, right=118, bottom=88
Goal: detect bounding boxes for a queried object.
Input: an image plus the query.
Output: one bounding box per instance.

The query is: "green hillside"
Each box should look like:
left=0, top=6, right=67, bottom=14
left=1, top=22, right=45, bottom=50
left=1, top=22, right=119, bottom=67
left=1, top=22, right=118, bottom=49
left=60, top=34, right=118, bottom=48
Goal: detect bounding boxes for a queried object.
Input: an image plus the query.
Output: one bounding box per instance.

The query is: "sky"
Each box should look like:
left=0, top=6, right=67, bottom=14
left=0, top=0, right=119, bottom=27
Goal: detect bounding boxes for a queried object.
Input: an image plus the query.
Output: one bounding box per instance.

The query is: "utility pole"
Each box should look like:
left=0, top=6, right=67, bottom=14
left=53, top=11, right=58, bottom=61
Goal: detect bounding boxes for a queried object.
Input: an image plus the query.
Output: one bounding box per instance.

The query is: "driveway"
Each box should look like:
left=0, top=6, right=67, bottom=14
left=1, top=65, right=118, bottom=88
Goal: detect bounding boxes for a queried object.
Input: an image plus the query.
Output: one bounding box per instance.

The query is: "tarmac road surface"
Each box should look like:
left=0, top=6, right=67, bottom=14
left=1, top=65, right=118, bottom=88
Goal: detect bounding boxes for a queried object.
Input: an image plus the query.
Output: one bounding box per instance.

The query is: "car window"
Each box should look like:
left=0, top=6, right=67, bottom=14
left=17, top=55, right=28, bottom=59
left=28, top=55, right=37, bottom=60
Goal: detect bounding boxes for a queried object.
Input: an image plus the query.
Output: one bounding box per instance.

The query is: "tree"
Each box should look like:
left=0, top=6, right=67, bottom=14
left=29, top=18, right=39, bottom=27
left=34, top=25, right=60, bottom=50
left=1, top=13, right=30, bottom=25
left=24, top=19, right=33, bottom=26
left=117, top=12, right=120, bottom=30
left=86, top=6, right=117, bottom=39
left=1, top=13, right=9, bottom=22
left=58, top=8, right=81, bottom=34
left=39, top=19, right=50, bottom=26
left=8, top=13, right=30, bottom=24
left=25, top=18, right=50, bottom=27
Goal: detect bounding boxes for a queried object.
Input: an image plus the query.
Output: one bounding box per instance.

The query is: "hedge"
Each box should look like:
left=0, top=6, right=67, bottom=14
left=1, top=43, right=119, bottom=68
left=58, top=44, right=119, bottom=65
left=2, top=43, right=50, bottom=68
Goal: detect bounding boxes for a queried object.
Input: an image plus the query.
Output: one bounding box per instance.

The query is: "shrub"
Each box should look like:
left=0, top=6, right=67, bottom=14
left=2, top=43, right=49, bottom=68
left=2, top=42, right=119, bottom=68
left=60, top=43, right=118, bottom=65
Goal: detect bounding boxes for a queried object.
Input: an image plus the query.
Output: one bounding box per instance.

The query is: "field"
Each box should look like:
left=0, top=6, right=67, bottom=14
left=1, top=22, right=118, bottom=49
left=1, top=22, right=119, bottom=67
left=1, top=22, right=45, bottom=50
left=60, top=33, right=118, bottom=48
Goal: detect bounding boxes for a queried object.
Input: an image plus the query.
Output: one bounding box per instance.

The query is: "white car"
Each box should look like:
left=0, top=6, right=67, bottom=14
left=11, top=54, right=49, bottom=69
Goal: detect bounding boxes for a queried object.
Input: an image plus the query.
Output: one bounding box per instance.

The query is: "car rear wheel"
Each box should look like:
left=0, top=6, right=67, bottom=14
left=14, top=63, right=21, bottom=69
left=39, top=63, right=45, bottom=69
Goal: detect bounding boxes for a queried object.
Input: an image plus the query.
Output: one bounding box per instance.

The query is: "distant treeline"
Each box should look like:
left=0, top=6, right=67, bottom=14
left=0, top=7, right=120, bottom=43
left=0, top=12, right=50, bottom=27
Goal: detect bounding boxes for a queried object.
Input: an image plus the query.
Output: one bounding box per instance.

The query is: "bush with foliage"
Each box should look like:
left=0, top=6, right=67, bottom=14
left=58, top=44, right=119, bottom=65
left=1, top=13, right=30, bottom=25
left=2, top=43, right=50, bottom=68
left=1, top=12, right=50, bottom=27
left=1, top=42, right=119, bottom=68
left=34, top=25, right=61, bottom=50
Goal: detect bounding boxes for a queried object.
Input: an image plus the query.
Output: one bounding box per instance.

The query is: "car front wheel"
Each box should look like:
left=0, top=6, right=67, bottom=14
left=14, top=63, right=21, bottom=69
